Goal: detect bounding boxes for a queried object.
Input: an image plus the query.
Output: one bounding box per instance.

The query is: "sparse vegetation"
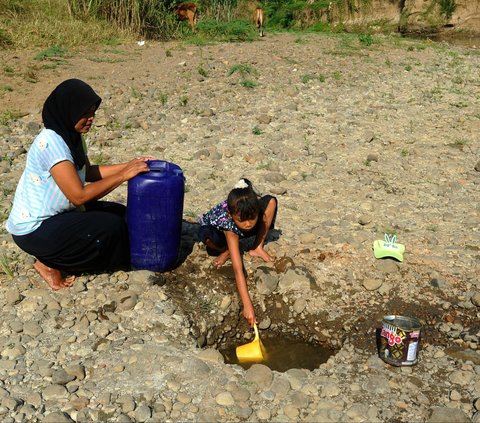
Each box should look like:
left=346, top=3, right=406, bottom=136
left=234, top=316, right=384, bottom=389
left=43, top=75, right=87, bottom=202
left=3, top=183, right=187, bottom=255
left=198, top=66, right=208, bottom=78
left=228, top=63, right=256, bottom=78
left=252, top=126, right=263, bottom=135
left=0, top=254, right=14, bottom=279
left=358, top=34, right=373, bottom=46
left=34, top=45, right=67, bottom=61
left=0, top=110, right=25, bottom=125
left=180, top=95, right=188, bottom=106
left=3, top=65, right=15, bottom=76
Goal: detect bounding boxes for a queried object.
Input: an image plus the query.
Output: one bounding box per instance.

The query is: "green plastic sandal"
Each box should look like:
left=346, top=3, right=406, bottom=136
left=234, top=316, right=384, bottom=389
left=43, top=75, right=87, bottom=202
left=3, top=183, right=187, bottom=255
left=373, top=234, right=405, bottom=262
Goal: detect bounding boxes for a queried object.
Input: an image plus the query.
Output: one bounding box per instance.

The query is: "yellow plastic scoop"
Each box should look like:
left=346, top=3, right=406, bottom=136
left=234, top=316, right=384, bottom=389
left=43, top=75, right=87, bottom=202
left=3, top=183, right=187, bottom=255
left=236, top=324, right=266, bottom=363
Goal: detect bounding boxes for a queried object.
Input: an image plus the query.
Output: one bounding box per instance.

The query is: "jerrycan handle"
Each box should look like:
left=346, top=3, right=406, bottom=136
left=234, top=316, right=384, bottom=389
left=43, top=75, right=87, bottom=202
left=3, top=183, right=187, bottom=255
left=146, top=160, right=168, bottom=172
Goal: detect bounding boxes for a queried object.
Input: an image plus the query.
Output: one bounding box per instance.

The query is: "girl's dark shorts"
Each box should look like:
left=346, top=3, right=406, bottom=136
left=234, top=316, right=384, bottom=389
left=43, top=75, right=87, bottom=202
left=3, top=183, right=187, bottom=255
left=198, top=195, right=277, bottom=254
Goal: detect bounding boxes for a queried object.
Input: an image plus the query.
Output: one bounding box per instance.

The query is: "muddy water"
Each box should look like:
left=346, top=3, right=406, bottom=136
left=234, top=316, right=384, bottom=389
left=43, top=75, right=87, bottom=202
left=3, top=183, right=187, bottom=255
left=221, top=335, right=335, bottom=372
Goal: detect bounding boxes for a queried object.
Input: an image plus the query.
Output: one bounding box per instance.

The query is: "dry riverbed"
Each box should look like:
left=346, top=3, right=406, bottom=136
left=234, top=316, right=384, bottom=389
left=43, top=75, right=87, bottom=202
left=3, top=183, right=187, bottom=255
left=0, top=32, right=479, bottom=422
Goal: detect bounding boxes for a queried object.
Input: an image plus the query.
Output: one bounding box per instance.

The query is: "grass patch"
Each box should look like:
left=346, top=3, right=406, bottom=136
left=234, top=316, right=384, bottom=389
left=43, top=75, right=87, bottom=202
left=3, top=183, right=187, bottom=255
left=0, top=85, right=13, bottom=93
left=252, top=126, right=263, bottom=135
left=34, top=45, right=67, bottom=61
left=241, top=79, right=257, bottom=88
left=87, top=56, right=126, bottom=63
left=1, top=0, right=130, bottom=49
left=0, top=110, right=27, bottom=125
left=196, top=18, right=257, bottom=42
left=3, top=65, right=15, bottom=76
left=228, top=63, right=257, bottom=78
left=0, top=254, right=14, bottom=279
left=358, top=34, right=374, bottom=46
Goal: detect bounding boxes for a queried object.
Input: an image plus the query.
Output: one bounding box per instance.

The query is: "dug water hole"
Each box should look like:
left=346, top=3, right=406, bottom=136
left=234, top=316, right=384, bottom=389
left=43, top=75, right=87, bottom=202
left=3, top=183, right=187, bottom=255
left=163, top=256, right=339, bottom=373
left=220, top=333, right=335, bottom=372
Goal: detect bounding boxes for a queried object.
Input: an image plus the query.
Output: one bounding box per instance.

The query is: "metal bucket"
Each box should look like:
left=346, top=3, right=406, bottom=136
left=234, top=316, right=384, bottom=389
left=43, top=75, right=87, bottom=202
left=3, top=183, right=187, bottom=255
left=378, top=315, right=422, bottom=366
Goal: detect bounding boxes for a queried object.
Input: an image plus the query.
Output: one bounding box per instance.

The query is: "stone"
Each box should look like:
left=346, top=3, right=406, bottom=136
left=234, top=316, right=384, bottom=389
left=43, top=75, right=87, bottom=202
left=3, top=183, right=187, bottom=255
left=42, top=384, right=68, bottom=400
left=52, top=369, right=76, bottom=385
left=471, top=292, right=480, bottom=307
left=197, top=349, right=224, bottom=364
left=255, top=267, right=279, bottom=295
left=278, top=268, right=312, bottom=293
left=245, top=364, right=273, bottom=390
left=427, top=407, right=470, bottom=423
left=215, top=392, right=234, bottom=406
left=43, top=412, right=74, bottom=423
left=362, top=278, right=383, bottom=291
left=135, top=405, right=152, bottom=422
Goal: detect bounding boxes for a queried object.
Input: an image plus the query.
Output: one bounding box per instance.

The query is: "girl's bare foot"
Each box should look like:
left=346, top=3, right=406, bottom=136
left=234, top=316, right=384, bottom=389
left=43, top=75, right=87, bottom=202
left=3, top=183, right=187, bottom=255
left=213, top=250, right=230, bottom=268
left=34, top=260, right=75, bottom=290
left=249, top=247, right=274, bottom=263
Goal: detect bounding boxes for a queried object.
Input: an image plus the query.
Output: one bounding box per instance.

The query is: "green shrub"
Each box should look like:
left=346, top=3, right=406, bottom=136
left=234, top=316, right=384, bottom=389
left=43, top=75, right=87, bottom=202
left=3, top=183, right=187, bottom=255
left=34, top=45, right=67, bottom=61
left=197, top=18, right=256, bottom=42
left=358, top=33, right=373, bottom=46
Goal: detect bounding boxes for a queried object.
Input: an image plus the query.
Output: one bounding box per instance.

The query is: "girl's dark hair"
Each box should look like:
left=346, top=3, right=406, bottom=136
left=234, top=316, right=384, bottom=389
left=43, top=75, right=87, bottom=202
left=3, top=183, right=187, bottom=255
left=227, top=178, right=260, bottom=221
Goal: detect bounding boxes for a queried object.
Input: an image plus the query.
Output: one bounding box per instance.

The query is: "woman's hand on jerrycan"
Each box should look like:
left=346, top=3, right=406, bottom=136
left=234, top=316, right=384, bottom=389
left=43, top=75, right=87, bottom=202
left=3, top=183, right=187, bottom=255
left=121, top=157, right=151, bottom=182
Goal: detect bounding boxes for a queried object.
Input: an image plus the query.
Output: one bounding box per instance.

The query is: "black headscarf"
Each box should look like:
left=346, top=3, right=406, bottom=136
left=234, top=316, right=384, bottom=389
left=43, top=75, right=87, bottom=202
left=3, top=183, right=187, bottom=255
left=42, top=79, right=101, bottom=169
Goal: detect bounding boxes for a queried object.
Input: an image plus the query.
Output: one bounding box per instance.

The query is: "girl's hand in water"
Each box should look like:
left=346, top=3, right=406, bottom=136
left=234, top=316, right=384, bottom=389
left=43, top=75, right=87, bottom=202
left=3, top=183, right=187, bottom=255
left=243, top=303, right=256, bottom=327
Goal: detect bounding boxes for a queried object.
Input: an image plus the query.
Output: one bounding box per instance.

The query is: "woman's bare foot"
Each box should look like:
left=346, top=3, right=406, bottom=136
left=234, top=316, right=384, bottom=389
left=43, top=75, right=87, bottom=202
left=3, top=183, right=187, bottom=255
left=34, top=260, right=75, bottom=290
left=249, top=247, right=274, bottom=263
left=213, top=250, right=230, bottom=268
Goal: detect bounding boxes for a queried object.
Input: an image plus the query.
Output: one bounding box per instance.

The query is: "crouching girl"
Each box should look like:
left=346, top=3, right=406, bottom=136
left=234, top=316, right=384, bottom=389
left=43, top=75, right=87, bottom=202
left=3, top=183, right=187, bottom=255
left=198, top=178, right=277, bottom=326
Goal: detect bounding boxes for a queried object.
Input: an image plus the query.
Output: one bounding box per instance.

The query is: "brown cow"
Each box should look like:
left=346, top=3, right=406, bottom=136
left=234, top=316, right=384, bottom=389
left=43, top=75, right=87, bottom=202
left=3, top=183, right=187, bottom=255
left=253, top=7, right=265, bottom=37
left=174, top=2, right=198, bottom=32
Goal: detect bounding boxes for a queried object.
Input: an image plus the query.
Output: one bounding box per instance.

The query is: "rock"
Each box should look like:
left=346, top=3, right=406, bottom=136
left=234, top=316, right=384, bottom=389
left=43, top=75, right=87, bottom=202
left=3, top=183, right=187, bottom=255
left=197, top=349, right=224, bottom=364
left=358, top=215, right=372, bottom=225
left=274, top=256, right=295, bottom=273
left=135, top=405, right=152, bottom=422
left=278, top=268, right=312, bottom=293
left=22, top=322, right=42, bottom=337
left=255, top=266, right=279, bottom=295
left=362, top=278, right=383, bottom=291
left=471, top=292, right=480, bottom=307
left=43, top=412, right=74, bottom=423
left=376, top=259, right=399, bottom=273
left=299, top=232, right=316, bottom=244
left=427, top=407, right=470, bottom=423
left=52, top=369, right=76, bottom=385
left=42, top=384, right=68, bottom=400
left=215, top=392, right=234, bottom=406
left=245, top=364, right=273, bottom=390
left=449, top=370, right=474, bottom=385
left=5, top=289, right=22, bottom=305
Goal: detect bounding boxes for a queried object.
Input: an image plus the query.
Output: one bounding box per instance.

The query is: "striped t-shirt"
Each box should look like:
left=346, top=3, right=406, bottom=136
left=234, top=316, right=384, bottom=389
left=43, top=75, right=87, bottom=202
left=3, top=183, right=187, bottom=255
left=5, top=128, right=86, bottom=236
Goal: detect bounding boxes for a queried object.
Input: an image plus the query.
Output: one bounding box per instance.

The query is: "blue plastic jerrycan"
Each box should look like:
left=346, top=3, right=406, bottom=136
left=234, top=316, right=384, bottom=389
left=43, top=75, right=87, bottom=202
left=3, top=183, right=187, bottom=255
left=127, top=160, right=185, bottom=272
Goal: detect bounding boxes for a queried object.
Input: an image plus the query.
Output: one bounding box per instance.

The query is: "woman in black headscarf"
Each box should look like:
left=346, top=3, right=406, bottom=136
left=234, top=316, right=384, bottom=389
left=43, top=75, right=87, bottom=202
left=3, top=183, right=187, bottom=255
left=6, top=79, right=152, bottom=290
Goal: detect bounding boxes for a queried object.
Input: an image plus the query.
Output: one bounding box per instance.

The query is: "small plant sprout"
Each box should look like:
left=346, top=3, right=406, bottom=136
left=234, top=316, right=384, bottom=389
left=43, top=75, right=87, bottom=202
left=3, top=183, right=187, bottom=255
left=358, top=34, right=373, bottom=46
left=159, top=92, right=168, bottom=106
left=241, top=80, right=257, bottom=89
left=198, top=66, right=208, bottom=77
left=252, top=126, right=263, bottom=135
left=180, top=95, right=188, bottom=106
left=1, top=254, right=14, bottom=279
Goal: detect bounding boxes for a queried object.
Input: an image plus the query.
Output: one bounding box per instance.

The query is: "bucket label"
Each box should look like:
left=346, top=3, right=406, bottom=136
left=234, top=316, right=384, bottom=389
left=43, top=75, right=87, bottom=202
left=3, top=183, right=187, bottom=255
left=378, top=316, right=422, bottom=366
left=407, top=342, right=418, bottom=361
left=381, top=322, right=403, bottom=346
